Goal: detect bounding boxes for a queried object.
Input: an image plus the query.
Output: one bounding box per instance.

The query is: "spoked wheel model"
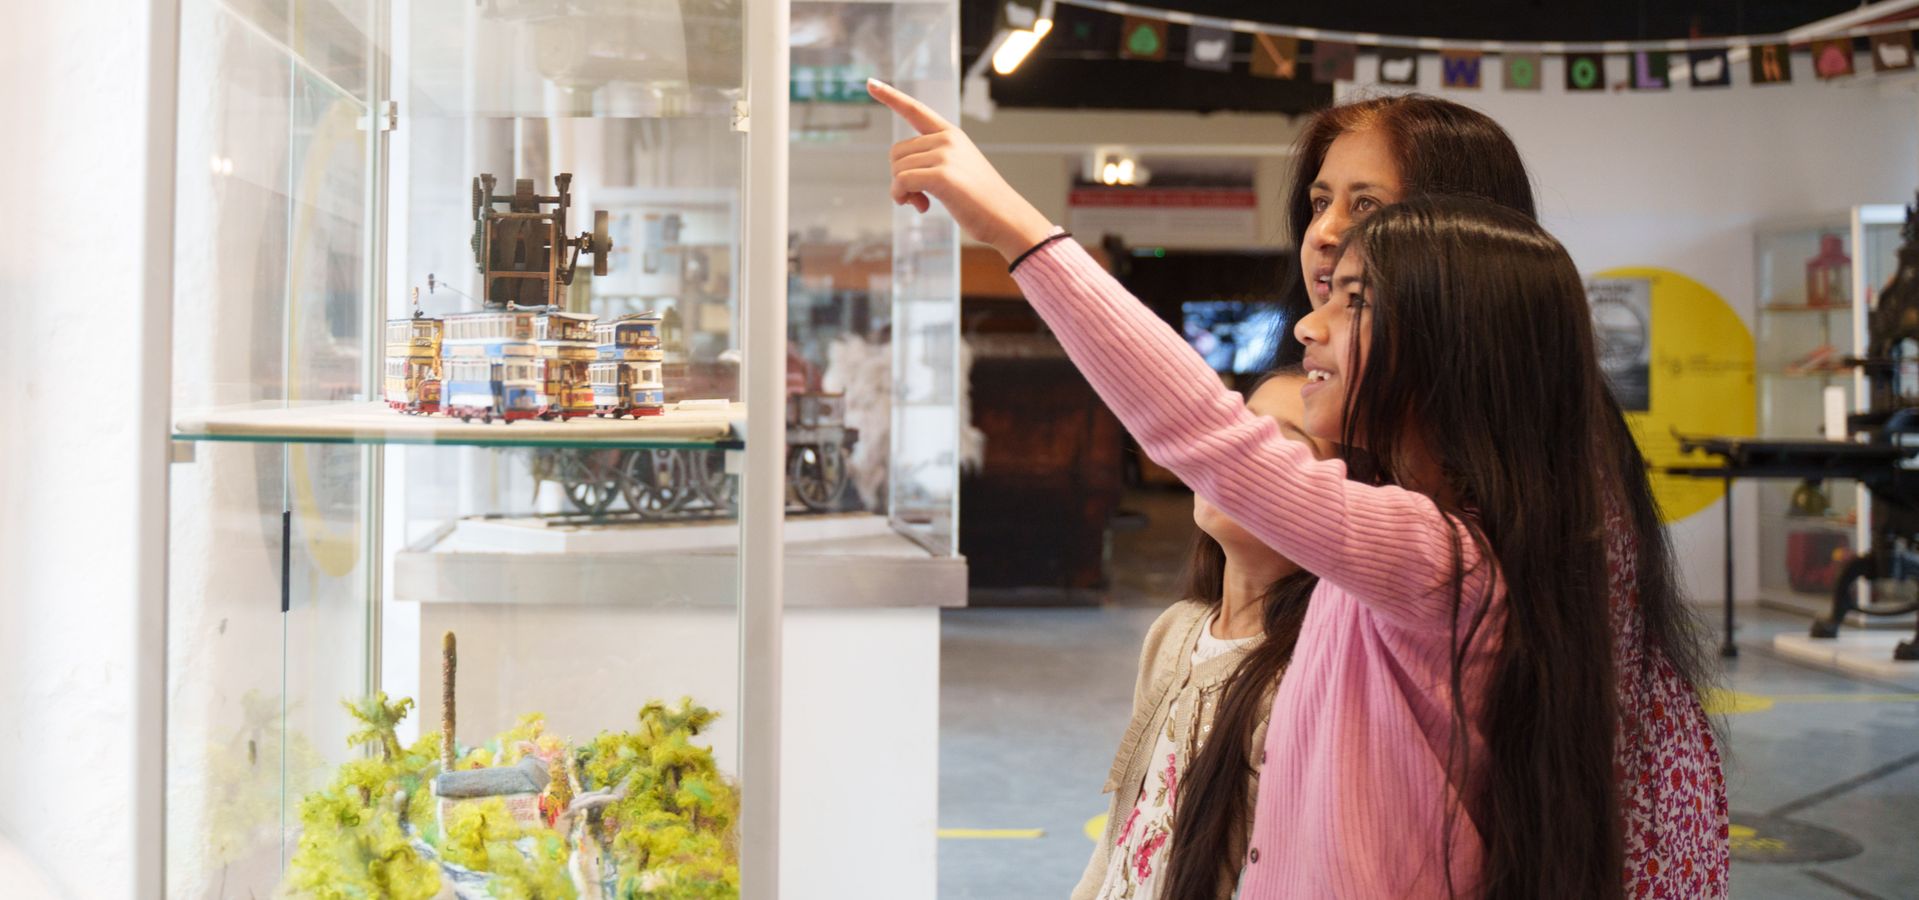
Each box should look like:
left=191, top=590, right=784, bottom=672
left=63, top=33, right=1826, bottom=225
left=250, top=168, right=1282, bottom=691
left=788, top=442, right=848, bottom=512
left=620, top=449, right=693, bottom=517
left=689, top=450, right=736, bottom=511
left=561, top=449, right=625, bottom=516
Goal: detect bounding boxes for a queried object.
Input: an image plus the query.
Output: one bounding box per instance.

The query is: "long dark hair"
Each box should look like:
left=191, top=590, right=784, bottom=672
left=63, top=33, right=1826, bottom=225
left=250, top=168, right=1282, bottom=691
left=1162, top=524, right=1315, bottom=899
left=1333, top=195, right=1707, bottom=900
left=1267, top=94, right=1537, bottom=370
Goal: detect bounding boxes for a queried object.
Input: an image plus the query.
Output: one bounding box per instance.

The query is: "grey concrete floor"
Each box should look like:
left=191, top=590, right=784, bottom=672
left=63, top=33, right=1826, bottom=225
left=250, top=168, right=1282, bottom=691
left=939, top=488, right=1919, bottom=899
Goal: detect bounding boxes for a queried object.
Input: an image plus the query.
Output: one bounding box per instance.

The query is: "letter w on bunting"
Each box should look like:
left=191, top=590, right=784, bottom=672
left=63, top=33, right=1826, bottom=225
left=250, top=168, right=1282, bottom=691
left=1440, top=50, right=1483, bottom=89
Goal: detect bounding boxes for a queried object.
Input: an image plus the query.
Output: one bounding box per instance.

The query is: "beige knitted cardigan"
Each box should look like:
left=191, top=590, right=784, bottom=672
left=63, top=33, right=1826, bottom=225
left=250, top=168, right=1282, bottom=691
left=1072, top=599, right=1276, bottom=900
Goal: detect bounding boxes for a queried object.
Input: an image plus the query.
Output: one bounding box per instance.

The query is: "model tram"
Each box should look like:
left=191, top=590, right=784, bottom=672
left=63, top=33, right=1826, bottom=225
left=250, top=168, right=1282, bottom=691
left=383, top=313, right=443, bottom=414
left=534, top=310, right=598, bottom=420
left=590, top=314, right=667, bottom=418
left=440, top=310, right=541, bottom=422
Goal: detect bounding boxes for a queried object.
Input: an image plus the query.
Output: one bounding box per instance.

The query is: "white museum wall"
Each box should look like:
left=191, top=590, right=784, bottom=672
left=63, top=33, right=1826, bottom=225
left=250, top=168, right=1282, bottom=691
left=0, top=1, right=156, bottom=897
left=1338, top=54, right=1919, bottom=607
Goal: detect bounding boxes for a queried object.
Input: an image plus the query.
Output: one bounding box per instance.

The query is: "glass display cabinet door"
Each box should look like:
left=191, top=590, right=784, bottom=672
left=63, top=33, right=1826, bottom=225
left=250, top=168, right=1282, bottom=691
left=381, top=2, right=762, bottom=897
left=165, top=1, right=384, bottom=895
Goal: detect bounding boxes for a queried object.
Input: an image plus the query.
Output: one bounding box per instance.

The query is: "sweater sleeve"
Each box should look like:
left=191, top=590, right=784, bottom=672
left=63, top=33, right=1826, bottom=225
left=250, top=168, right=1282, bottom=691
left=1012, top=239, right=1492, bottom=628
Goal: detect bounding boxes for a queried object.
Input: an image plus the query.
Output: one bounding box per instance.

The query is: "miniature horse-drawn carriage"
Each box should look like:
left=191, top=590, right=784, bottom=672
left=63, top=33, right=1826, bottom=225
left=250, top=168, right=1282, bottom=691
left=530, top=389, right=858, bottom=519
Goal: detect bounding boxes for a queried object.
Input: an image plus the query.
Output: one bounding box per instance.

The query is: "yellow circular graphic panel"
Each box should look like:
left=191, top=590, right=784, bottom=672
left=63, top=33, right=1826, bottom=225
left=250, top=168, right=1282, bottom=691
left=1594, top=266, right=1754, bottom=523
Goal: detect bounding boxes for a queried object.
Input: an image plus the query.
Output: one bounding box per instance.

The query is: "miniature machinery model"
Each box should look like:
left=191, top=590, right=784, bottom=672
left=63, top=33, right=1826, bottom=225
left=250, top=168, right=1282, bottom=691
left=383, top=172, right=857, bottom=514
left=1671, top=193, right=1919, bottom=662
left=383, top=172, right=664, bottom=424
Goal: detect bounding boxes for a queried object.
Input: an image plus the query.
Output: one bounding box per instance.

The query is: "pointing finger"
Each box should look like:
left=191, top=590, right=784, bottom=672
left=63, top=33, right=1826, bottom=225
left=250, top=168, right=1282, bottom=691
left=868, top=78, right=952, bottom=135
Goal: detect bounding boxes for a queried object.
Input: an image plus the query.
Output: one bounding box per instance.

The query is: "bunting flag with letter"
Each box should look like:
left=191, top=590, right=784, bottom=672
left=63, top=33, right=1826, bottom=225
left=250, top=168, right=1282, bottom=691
left=1251, top=33, right=1299, bottom=79
left=1379, top=47, right=1419, bottom=84
left=1440, top=50, right=1483, bottom=89
left=1016, top=0, right=1918, bottom=97
left=1751, top=41, right=1793, bottom=83
left=1186, top=25, right=1233, bottom=72
left=1812, top=38, right=1854, bottom=79
left=1873, top=31, right=1917, bottom=72
left=1120, top=16, right=1168, bottom=61
left=1313, top=41, right=1358, bottom=83
left=1566, top=53, right=1606, bottom=91
left=1503, top=53, right=1542, bottom=90
left=1632, top=51, right=1671, bottom=90
left=1688, top=49, right=1732, bottom=87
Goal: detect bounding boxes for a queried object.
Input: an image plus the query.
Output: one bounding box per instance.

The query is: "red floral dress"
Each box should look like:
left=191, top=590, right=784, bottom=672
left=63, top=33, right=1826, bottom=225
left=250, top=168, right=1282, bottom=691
left=1607, top=508, right=1731, bottom=898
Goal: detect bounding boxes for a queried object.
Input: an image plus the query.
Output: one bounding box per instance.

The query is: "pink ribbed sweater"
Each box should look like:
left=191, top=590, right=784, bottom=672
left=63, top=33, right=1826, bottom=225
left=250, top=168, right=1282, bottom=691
left=1012, top=238, right=1729, bottom=898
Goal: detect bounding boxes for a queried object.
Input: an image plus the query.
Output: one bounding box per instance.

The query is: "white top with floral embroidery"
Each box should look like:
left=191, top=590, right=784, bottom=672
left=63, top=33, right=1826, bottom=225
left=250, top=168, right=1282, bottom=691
left=1096, top=616, right=1257, bottom=900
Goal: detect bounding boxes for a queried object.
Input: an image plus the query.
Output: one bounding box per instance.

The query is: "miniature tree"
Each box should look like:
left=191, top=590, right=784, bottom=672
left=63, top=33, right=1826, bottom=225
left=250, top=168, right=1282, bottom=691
left=578, top=698, right=739, bottom=898
left=441, top=798, right=575, bottom=899
left=287, top=699, right=444, bottom=898
left=541, top=751, right=575, bottom=828
left=343, top=692, right=413, bottom=762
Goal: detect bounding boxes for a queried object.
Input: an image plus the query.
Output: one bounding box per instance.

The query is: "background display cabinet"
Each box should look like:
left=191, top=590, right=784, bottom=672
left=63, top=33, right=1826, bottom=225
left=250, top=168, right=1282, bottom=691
left=1753, top=206, right=1905, bottom=624
left=161, top=1, right=960, bottom=897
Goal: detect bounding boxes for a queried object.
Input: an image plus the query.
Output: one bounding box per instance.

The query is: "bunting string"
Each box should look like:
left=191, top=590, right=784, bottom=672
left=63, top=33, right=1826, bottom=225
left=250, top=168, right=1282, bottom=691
left=1051, top=0, right=1919, bottom=55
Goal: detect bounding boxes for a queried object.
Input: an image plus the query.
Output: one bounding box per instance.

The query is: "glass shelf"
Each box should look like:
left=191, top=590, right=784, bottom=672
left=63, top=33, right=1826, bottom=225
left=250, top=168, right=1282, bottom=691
left=171, top=400, right=743, bottom=449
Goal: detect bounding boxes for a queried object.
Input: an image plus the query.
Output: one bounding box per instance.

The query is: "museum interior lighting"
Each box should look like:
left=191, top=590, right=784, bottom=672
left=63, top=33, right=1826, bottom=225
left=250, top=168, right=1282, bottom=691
left=991, top=17, right=1053, bottom=75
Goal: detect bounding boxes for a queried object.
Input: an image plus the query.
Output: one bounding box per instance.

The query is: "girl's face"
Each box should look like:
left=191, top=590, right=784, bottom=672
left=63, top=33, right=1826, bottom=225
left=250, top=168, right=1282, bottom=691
left=1300, top=127, right=1403, bottom=306
left=1195, top=374, right=1325, bottom=562
left=1294, top=251, right=1372, bottom=443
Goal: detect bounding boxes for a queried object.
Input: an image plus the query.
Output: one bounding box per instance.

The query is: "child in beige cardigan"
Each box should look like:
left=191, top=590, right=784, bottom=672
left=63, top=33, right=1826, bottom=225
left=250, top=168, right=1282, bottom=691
left=1076, top=373, right=1325, bottom=900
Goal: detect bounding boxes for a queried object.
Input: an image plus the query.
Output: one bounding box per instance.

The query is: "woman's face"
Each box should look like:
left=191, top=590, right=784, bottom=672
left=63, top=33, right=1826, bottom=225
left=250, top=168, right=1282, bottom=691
left=1294, top=251, right=1373, bottom=443
left=1299, top=126, right=1403, bottom=306
left=1195, top=374, right=1326, bottom=559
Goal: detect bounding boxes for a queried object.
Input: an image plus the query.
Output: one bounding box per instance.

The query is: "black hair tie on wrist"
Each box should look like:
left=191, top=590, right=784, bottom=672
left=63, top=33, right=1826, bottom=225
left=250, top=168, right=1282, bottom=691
left=1008, top=230, right=1073, bottom=274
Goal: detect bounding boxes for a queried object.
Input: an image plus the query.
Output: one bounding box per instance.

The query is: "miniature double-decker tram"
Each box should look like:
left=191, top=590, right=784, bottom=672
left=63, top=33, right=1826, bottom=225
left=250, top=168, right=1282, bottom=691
left=441, top=310, right=542, bottom=423
left=532, top=310, right=598, bottom=420
left=589, top=314, right=667, bottom=419
left=382, top=314, right=443, bottom=414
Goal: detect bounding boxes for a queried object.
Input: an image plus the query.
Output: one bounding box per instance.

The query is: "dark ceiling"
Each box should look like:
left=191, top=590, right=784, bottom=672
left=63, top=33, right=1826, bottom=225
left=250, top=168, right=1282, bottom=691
left=965, top=0, right=1870, bottom=113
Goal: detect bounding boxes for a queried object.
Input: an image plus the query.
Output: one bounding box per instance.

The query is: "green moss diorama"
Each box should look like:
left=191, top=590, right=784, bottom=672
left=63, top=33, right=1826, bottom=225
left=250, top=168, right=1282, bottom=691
left=283, top=633, right=738, bottom=899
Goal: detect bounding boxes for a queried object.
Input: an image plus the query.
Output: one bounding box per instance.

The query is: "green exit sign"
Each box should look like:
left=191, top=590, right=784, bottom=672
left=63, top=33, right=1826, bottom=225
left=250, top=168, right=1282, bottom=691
left=792, top=65, right=877, bottom=103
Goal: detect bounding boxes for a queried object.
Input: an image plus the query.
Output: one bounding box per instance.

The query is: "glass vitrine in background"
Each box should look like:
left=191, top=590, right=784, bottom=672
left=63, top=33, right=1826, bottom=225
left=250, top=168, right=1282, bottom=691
left=163, top=0, right=959, bottom=897
left=1753, top=205, right=1904, bottom=622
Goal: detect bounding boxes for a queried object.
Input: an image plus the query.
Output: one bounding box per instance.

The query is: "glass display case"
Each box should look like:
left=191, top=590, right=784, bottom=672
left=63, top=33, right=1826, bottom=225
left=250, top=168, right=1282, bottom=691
left=1753, top=205, right=1903, bottom=621
left=160, top=1, right=958, bottom=897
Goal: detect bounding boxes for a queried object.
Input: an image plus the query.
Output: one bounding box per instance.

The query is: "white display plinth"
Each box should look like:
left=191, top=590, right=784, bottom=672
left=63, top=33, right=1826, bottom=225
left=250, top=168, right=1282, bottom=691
left=1772, top=631, right=1919, bottom=689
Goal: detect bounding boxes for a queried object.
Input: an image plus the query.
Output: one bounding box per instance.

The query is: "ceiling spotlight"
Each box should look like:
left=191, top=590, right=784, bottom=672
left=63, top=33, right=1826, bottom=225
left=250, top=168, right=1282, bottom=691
left=991, top=1, right=1055, bottom=76
left=1089, top=146, right=1146, bottom=186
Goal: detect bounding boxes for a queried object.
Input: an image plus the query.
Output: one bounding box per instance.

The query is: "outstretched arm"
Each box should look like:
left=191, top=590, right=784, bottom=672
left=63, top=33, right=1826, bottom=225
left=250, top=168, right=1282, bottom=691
left=869, top=80, right=1492, bottom=626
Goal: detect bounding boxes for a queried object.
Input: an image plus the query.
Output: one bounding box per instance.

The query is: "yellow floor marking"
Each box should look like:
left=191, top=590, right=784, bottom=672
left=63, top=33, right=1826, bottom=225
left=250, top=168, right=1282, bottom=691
left=1704, top=689, right=1919, bottom=715
left=1703, top=690, right=1774, bottom=714
left=1085, top=813, right=1108, bottom=841
left=1767, top=692, right=1919, bottom=703
left=938, top=828, right=1045, bottom=839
